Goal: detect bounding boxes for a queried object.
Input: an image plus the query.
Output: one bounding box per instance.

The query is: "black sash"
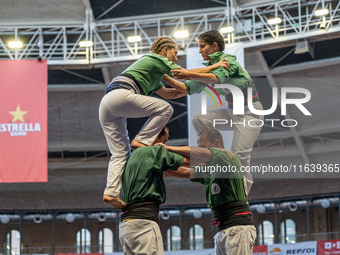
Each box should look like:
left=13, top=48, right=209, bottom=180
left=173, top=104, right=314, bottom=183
left=120, top=198, right=160, bottom=224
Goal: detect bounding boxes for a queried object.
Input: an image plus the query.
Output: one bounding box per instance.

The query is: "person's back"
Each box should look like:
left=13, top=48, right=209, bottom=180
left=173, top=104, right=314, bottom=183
left=118, top=128, right=187, bottom=255
left=121, top=145, right=183, bottom=205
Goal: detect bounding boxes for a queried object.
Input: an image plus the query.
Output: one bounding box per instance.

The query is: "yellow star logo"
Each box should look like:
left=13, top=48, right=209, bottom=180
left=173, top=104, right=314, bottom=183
left=9, top=105, right=28, bottom=123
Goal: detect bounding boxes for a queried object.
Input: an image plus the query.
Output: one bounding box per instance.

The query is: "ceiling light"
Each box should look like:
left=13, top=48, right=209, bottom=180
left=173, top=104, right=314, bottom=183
left=220, top=26, right=234, bottom=33
left=79, top=40, right=93, bottom=47
left=315, top=9, right=329, bottom=16
left=268, top=17, right=282, bottom=25
left=8, top=41, right=23, bottom=49
left=127, top=36, right=141, bottom=43
left=174, top=31, right=188, bottom=39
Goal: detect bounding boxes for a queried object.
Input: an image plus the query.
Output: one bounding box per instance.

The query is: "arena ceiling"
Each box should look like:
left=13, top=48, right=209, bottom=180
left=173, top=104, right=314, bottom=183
left=0, top=0, right=340, bottom=211
left=0, top=0, right=276, bottom=25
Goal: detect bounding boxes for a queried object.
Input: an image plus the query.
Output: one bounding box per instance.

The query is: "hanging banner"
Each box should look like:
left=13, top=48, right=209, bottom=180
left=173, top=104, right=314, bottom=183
left=254, top=245, right=268, bottom=255
left=317, top=239, right=340, bottom=254
left=0, top=60, right=48, bottom=183
left=268, top=241, right=317, bottom=255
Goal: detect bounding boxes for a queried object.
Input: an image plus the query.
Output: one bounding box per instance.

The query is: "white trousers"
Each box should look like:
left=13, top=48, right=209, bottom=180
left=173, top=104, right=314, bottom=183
left=214, top=225, right=256, bottom=255
left=119, top=219, right=164, bottom=255
left=99, top=89, right=173, bottom=197
left=192, top=101, right=264, bottom=195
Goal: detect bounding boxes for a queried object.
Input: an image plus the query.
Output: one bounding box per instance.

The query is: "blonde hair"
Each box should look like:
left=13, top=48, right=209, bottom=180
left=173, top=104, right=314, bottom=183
left=151, top=36, right=177, bottom=54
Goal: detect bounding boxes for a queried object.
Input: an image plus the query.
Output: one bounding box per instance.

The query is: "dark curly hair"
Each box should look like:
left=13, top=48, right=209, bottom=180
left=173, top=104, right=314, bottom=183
left=198, top=30, right=225, bottom=52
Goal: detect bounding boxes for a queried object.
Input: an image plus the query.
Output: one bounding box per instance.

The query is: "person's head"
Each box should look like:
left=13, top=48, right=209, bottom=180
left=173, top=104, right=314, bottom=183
left=197, top=129, right=224, bottom=148
left=151, top=36, right=178, bottom=63
left=153, top=126, right=169, bottom=145
left=197, top=30, right=225, bottom=61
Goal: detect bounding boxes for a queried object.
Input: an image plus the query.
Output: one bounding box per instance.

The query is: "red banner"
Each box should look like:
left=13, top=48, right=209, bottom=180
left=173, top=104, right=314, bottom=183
left=318, top=239, right=340, bottom=254
left=0, top=60, right=48, bottom=182
left=253, top=245, right=268, bottom=255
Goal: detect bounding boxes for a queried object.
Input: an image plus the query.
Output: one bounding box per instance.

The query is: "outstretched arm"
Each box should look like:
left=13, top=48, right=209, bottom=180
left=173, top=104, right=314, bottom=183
left=156, top=143, right=213, bottom=163
left=162, top=75, right=189, bottom=94
left=171, top=67, right=219, bottom=84
left=155, top=85, right=187, bottom=99
left=164, top=167, right=194, bottom=179
left=169, top=58, right=228, bottom=84
left=162, top=58, right=228, bottom=92
left=189, top=58, right=229, bottom=73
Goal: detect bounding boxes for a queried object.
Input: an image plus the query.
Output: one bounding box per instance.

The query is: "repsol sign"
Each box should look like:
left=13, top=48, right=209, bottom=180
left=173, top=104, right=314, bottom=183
left=286, top=248, right=316, bottom=254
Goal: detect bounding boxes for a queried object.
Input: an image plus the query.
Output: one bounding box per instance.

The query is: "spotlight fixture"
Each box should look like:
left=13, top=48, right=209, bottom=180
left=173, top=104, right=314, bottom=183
left=1, top=215, right=10, bottom=224
left=8, top=41, right=23, bottom=49
left=315, top=9, right=329, bottom=16
left=174, top=31, right=188, bottom=39
left=220, top=26, right=234, bottom=33
left=288, top=202, right=298, bottom=211
left=66, top=213, right=75, bottom=223
left=268, top=17, right=282, bottom=25
left=33, top=215, right=43, bottom=224
left=79, top=40, right=93, bottom=47
left=127, top=36, right=141, bottom=43
left=97, top=213, right=106, bottom=222
left=193, top=210, right=203, bottom=219
left=161, top=210, right=170, bottom=220
left=321, top=198, right=330, bottom=208
left=256, top=204, right=266, bottom=214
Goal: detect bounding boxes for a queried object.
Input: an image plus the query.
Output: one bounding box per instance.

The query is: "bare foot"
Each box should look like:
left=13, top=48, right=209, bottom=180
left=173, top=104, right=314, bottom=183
left=103, top=195, right=126, bottom=209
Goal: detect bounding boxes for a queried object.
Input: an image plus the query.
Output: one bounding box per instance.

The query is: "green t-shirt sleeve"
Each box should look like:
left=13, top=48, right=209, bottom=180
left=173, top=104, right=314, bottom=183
left=154, top=82, right=164, bottom=92
left=190, top=166, right=210, bottom=185
left=190, top=177, right=206, bottom=185
left=185, top=80, right=206, bottom=95
left=153, top=146, right=184, bottom=174
left=156, top=56, right=181, bottom=77
left=208, top=147, right=233, bottom=165
left=211, top=59, right=239, bottom=84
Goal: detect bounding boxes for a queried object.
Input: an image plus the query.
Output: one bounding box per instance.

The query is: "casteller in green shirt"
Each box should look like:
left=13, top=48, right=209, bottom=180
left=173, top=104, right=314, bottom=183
left=185, top=51, right=253, bottom=96
left=121, top=145, right=184, bottom=204
left=123, top=53, right=180, bottom=96
left=191, top=147, right=247, bottom=209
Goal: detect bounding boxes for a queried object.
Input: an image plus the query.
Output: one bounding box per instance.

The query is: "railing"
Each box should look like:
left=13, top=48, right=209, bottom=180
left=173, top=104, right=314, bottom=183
left=2, top=233, right=340, bottom=255
left=296, top=231, right=340, bottom=242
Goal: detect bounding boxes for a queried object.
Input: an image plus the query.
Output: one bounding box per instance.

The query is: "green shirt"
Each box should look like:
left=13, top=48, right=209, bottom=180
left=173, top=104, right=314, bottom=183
left=191, top=148, right=247, bottom=208
left=185, top=51, right=253, bottom=96
left=121, top=145, right=184, bottom=204
left=123, top=53, right=180, bottom=96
